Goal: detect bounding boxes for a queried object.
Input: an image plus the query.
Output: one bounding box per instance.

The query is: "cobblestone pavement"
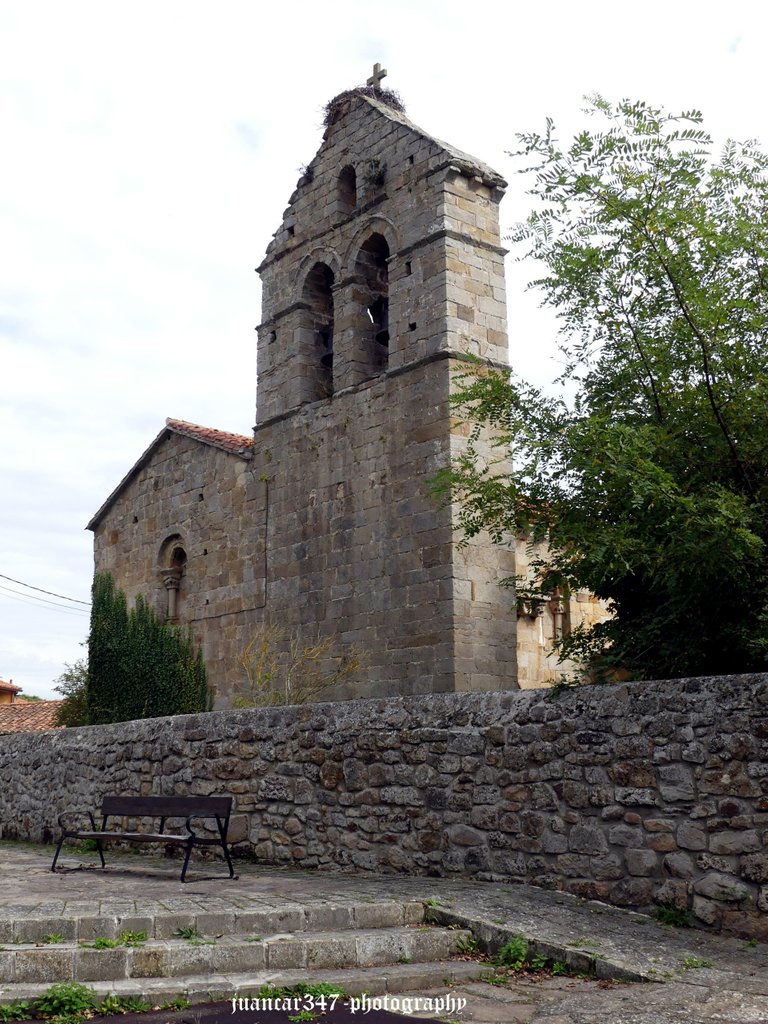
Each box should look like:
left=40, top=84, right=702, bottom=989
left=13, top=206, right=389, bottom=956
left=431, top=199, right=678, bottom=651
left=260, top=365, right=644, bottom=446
left=1, top=842, right=767, bottom=1022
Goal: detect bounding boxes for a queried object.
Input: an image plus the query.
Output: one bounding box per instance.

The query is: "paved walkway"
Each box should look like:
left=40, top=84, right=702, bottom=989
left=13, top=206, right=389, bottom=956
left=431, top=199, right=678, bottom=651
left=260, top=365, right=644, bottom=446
left=1, top=841, right=767, bottom=1022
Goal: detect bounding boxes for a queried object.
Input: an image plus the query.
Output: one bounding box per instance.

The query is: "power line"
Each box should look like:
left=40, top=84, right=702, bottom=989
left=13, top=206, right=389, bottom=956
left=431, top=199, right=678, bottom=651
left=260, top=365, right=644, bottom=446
left=0, top=573, right=90, bottom=606
left=0, top=585, right=90, bottom=616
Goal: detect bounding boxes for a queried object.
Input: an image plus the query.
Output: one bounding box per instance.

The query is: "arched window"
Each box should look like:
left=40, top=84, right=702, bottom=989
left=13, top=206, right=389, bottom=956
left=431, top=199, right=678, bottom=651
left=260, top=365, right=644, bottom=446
left=355, top=233, right=390, bottom=375
left=338, top=165, right=357, bottom=212
left=159, top=535, right=187, bottom=622
left=302, top=262, right=335, bottom=397
left=171, top=545, right=187, bottom=573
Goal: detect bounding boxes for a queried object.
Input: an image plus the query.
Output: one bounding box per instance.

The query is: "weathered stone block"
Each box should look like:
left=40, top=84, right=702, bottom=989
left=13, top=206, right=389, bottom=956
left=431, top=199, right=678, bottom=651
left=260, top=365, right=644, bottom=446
left=654, top=879, right=689, bottom=909
left=266, top=937, right=307, bottom=969
left=694, top=872, right=749, bottom=902
left=663, top=852, right=695, bottom=878
left=644, top=818, right=675, bottom=833
left=608, top=823, right=644, bottom=847
left=625, top=848, right=659, bottom=877
left=14, top=948, right=74, bottom=983
left=677, top=822, right=707, bottom=851
left=556, top=853, right=591, bottom=877
left=615, top=788, right=660, bottom=807
left=521, top=811, right=547, bottom=837
left=305, top=934, right=358, bottom=968
left=0, top=950, right=13, bottom=982
left=609, top=878, right=654, bottom=906
left=211, top=941, right=266, bottom=974
left=14, top=916, right=78, bottom=943
left=447, top=824, right=485, bottom=847
left=568, top=824, right=608, bottom=855
left=561, top=782, right=593, bottom=806
left=541, top=830, right=568, bottom=854
left=658, top=764, right=695, bottom=802
left=153, top=915, right=197, bottom=939
left=609, top=762, right=656, bottom=788
left=692, top=894, right=722, bottom=926
left=591, top=853, right=624, bottom=880
left=304, top=906, right=353, bottom=931
left=710, top=830, right=762, bottom=855
left=741, top=852, right=768, bottom=884
left=470, top=806, right=498, bottom=830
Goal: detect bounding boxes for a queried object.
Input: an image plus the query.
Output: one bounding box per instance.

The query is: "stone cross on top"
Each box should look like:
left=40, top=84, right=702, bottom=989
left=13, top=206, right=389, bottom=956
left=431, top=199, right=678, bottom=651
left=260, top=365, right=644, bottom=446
left=367, top=62, right=387, bottom=90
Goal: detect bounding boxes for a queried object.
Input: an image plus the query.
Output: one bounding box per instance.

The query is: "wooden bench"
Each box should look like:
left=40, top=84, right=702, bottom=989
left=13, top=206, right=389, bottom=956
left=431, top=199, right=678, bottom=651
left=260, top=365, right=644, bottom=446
left=51, top=795, right=237, bottom=883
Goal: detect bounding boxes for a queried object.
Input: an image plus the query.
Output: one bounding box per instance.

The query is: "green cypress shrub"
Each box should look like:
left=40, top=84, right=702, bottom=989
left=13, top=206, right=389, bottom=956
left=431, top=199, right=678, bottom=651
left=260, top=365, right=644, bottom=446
left=85, top=572, right=211, bottom=724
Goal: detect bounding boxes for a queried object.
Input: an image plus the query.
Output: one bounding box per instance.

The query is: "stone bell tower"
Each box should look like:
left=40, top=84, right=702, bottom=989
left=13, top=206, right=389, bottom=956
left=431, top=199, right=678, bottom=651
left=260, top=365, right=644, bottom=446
left=251, top=75, right=516, bottom=697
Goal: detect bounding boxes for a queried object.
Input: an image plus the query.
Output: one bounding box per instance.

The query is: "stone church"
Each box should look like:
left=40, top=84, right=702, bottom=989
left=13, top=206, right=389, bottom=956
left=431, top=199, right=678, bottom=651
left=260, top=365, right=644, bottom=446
left=88, top=75, right=602, bottom=707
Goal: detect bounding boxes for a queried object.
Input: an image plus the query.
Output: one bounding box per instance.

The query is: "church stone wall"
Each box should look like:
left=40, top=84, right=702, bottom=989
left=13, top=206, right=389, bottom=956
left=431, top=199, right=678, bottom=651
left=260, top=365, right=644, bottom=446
left=2, top=675, right=767, bottom=939
left=250, top=359, right=516, bottom=701
left=248, top=92, right=516, bottom=702
left=91, top=433, right=266, bottom=705
left=90, top=92, right=546, bottom=704
left=91, top=387, right=516, bottom=706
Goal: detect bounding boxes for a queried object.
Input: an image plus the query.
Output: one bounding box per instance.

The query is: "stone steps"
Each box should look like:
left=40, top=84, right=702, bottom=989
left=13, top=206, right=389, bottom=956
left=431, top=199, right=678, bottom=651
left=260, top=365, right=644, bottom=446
left=0, top=924, right=472, bottom=985
left=0, top=898, right=425, bottom=944
left=0, top=898, right=483, bottom=1006
left=0, top=958, right=489, bottom=1007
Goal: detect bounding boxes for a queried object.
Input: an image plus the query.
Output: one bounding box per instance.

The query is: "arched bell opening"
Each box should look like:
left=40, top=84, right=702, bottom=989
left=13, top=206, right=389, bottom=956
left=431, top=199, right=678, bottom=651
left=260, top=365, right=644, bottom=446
left=355, top=233, right=390, bottom=376
left=338, top=165, right=357, bottom=212
left=302, top=262, right=335, bottom=398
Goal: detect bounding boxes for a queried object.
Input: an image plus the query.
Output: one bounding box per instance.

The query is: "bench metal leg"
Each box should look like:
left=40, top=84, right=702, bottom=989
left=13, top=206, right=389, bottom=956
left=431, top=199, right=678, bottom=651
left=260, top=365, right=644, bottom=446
left=94, top=839, right=106, bottom=868
left=221, top=840, right=236, bottom=879
left=216, top=817, right=236, bottom=879
left=51, top=834, right=106, bottom=871
left=180, top=839, right=195, bottom=883
left=179, top=841, right=237, bottom=883
left=50, top=834, right=66, bottom=872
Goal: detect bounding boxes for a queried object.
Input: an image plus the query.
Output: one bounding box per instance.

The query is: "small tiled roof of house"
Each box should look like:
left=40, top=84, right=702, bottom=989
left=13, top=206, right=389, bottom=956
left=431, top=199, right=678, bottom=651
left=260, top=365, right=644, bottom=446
left=0, top=700, right=64, bottom=735
left=0, top=678, right=22, bottom=696
left=165, top=418, right=254, bottom=455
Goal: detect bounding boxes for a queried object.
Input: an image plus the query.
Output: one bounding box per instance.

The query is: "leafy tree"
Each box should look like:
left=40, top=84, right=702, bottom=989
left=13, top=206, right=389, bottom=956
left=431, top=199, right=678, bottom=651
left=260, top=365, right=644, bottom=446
left=443, top=97, right=768, bottom=680
left=53, top=658, right=89, bottom=726
left=85, top=572, right=212, bottom=724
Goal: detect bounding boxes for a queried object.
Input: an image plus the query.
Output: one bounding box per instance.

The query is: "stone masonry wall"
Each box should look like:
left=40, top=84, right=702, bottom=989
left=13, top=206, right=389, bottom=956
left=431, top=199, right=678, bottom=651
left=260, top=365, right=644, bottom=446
left=92, top=432, right=266, bottom=707
left=514, top=538, right=608, bottom=690
left=1, top=675, right=767, bottom=938
left=92, top=90, right=517, bottom=706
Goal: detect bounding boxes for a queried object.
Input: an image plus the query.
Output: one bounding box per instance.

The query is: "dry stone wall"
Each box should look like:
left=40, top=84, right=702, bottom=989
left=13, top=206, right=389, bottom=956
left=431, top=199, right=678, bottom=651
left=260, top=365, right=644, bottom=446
left=1, top=675, right=766, bottom=939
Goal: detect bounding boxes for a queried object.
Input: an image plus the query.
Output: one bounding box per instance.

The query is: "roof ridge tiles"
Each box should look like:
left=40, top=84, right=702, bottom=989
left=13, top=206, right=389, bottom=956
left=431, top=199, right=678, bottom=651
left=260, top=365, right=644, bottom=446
left=165, top=418, right=254, bottom=454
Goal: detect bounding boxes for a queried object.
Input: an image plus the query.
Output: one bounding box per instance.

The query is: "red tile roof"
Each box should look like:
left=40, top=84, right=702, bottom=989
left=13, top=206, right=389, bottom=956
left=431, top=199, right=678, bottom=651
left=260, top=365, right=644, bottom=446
left=0, top=679, right=22, bottom=696
left=0, top=700, right=65, bottom=734
left=166, top=418, right=254, bottom=455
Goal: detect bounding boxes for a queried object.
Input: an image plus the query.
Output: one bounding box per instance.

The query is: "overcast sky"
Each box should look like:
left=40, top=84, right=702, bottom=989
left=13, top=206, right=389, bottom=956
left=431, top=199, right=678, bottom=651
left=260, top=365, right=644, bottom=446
left=2, top=0, right=766, bottom=699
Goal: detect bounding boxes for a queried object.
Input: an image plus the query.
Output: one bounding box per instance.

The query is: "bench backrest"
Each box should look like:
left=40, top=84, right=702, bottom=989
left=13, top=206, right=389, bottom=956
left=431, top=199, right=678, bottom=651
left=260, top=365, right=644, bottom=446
left=100, top=796, right=232, bottom=821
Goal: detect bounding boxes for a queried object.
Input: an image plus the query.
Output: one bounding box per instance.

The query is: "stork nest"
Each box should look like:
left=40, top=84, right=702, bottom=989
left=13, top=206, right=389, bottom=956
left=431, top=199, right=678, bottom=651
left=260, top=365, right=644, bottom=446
left=323, top=86, right=406, bottom=129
